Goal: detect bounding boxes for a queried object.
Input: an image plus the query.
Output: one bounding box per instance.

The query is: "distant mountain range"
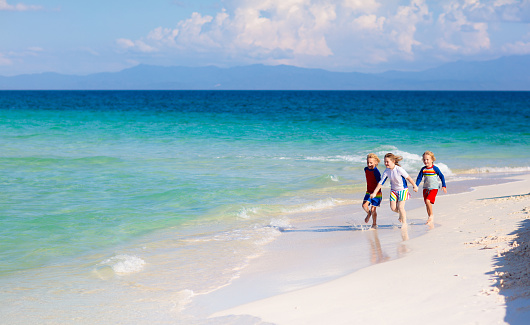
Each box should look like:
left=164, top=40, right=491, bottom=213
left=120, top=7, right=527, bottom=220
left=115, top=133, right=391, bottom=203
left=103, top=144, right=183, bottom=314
left=1, top=55, right=530, bottom=90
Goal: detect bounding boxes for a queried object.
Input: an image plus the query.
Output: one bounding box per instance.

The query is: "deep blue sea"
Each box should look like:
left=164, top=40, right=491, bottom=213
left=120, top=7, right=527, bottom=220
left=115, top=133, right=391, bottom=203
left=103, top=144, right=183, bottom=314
left=1, top=91, right=529, bottom=323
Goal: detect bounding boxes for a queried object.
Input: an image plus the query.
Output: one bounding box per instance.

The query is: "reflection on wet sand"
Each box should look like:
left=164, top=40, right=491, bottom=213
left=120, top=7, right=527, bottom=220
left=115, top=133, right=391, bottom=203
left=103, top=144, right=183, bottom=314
left=368, top=230, right=390, bottom=264
left=398, top=224, right=410, bottom=256
left=401, top=224, right=409, bottom=241
left=367, top=224, right=412, bottom=264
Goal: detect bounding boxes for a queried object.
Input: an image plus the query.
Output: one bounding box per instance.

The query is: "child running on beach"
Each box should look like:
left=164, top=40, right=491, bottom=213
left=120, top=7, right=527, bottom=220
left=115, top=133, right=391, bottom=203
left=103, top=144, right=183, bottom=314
left=416, top=151, right=447, bottom=226
left=371, top=153, right=418, bottom=225
left=363, top=153, right=382, bottom=229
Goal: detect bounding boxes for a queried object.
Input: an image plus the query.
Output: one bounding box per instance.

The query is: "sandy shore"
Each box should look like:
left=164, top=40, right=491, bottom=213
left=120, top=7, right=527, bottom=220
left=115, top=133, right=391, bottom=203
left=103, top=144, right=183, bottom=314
left=211, top=173, right=530, bottom=325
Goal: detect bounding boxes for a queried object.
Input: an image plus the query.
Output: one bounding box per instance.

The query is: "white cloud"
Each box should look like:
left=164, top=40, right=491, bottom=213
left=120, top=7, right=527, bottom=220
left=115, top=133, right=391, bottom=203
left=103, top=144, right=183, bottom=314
left=437, top=1, right=491, bottom=54
left=1, top=47, right=43, bottom=61
left=0, top=0, right=42, bottom=11
left=353, top=14, right=385, bottom=31
left=502, top=32, right=530, bottom=54
left=448, top=0, right=530, bottom=23
left=389, top=0, right=431, bottom=54
left=116, top=38, right=157, bottom=53
left=79, top=47, right=100, bottom=56
left=228, top=0, right=335, bottom=56
left=116, top=38, right=135, bottom=49
left=114, top=0, right=530, bottom=71
left=502, top=40, right=530, bottom=54
left=0, top=53, right=12, bottom=65
left=27, top=47, right=43, bottom=52
left=343, top=0, right=381, bottom=13
left=171, top=12, right=216, bottom=50
left=494, top=0, right=530, bottom=22
left=118, top=0, right=337, bottom=60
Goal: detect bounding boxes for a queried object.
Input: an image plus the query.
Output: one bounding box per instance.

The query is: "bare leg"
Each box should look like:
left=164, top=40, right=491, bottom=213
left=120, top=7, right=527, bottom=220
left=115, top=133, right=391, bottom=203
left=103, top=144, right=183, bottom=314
left=363, top=201, right=371, bottom=223
left=425, top=199, right=434, bottom=225
left=390, top=200, right=406, bottom=223
left=397, top=201, right=407, bottom=224
left=371, top=206, right=378, bottom=228
left=390, top=201, right=398, bottom=213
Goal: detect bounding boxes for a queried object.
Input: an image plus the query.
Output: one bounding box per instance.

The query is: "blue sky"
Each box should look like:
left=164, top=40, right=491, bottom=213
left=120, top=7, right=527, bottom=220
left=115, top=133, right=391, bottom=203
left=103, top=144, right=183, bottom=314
left=1, top=0, right=530, bottom=76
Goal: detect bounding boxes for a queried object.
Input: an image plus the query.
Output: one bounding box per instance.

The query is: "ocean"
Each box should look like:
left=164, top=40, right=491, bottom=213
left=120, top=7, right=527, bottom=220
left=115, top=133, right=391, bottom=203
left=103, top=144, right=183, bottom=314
left=1, top=90, right=529, bottom=323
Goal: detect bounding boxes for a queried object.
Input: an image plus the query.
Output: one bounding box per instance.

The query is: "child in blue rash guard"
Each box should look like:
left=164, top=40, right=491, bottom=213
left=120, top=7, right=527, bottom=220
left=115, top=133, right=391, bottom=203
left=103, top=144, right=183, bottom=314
left=363, top=153, right=382, bottom=229
left=371, top=153, right=418, bottom=225
left=416, top=151, right=447, bottom=226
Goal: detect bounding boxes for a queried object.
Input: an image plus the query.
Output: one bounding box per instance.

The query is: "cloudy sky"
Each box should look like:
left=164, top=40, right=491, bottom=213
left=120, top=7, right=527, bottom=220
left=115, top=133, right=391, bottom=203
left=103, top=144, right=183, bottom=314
left=1, top=0, right=530, bottom=76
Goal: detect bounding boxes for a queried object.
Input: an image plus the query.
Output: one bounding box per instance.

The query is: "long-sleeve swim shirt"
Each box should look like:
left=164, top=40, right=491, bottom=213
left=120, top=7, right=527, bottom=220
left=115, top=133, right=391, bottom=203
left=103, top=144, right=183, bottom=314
left=416, top=165, right=446, bottom=190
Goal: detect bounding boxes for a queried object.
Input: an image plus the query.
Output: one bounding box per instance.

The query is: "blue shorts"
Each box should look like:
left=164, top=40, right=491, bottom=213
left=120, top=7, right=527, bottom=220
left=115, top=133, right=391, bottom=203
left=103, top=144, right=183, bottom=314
left=363, top=192, right=382, bottom=207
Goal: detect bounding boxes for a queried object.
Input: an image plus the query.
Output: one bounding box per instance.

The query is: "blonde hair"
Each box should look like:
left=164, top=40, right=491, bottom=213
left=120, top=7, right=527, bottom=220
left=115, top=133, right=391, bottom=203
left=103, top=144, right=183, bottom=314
left=423, top=151, right=436, bottom=161
left=384, top=153, right=403, bottom=166
left=366, top=153, right=380, bottom=164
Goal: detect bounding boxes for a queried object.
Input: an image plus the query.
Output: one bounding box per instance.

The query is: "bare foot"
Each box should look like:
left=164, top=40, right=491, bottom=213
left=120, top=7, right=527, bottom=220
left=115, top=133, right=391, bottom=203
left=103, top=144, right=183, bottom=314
left=398, top=215, right=403, bottom=223
left=426, top=216, right=434, bottom=227
left=371, top=224, right=378, bottom=229
left=364, top=211, right=371, bottom=223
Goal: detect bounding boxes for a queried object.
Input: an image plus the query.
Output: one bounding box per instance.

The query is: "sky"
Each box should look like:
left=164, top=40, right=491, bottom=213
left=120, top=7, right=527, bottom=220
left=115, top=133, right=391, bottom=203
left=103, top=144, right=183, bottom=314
left=1, top=0, right=530, bottom=76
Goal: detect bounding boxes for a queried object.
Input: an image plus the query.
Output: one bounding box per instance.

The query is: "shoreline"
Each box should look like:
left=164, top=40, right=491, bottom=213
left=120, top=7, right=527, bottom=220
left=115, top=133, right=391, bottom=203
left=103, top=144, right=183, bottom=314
left=205, top=173, right=530, bottom=324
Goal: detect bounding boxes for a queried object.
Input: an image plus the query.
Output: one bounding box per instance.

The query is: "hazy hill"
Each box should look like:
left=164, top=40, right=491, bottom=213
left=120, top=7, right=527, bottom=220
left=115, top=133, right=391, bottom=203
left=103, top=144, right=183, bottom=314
left=1, top=55, right=529, bottom=90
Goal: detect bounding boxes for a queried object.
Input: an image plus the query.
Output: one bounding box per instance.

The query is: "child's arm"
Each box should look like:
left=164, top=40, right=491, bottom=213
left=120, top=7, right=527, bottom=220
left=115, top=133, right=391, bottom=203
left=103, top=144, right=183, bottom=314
left=434, top=165, right=448, bottom=193
left=406, top=176, right=419, bottom=192
left=415, top=168, right=424, bottom=187
left=371, top=169, right=388, bottom=199
left=370, top=184, right=383, bottom=199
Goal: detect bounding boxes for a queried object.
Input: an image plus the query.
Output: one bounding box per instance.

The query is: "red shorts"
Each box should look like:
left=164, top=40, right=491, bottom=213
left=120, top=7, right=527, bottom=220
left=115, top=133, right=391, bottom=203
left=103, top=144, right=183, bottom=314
left=423, top=189, right=438, bottom=204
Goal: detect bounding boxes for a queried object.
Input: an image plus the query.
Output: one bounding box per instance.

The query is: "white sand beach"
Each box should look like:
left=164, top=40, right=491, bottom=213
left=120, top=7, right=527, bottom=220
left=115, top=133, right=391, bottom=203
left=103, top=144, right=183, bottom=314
left=209, top=173, right=530, bottom=325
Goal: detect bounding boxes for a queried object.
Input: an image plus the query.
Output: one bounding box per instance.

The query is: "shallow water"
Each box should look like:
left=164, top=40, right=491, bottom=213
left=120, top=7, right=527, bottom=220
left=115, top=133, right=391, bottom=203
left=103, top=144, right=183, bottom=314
left=0, top=91, right=528, bottom=323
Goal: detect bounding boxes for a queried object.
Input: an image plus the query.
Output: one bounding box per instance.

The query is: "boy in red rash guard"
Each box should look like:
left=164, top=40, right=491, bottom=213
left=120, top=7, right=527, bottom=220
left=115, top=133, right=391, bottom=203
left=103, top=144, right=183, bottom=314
left=363, top=153, right=382, bottom=229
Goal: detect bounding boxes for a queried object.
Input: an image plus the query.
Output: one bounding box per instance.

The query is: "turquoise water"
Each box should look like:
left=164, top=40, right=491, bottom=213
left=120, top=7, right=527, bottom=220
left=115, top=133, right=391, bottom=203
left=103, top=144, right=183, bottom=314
left=0, top=91, right=529, bottom=322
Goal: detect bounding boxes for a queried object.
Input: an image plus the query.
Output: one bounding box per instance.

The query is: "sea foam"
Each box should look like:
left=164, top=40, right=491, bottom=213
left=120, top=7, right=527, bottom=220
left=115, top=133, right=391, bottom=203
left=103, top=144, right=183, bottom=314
left=470, top=166, right=530, bottom=173
left=372, top=147, right=454, bottom=176
left=99, top=254, right=146, bottom=275
left=285, top=198, right=340, bottom=213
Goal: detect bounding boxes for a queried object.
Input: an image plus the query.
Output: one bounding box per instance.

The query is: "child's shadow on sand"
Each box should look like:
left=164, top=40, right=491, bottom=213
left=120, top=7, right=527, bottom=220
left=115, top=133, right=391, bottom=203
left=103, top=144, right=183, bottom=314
left=279, top=226, right=402, bottom=265
left=278, top=225, right=396, bottom=233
